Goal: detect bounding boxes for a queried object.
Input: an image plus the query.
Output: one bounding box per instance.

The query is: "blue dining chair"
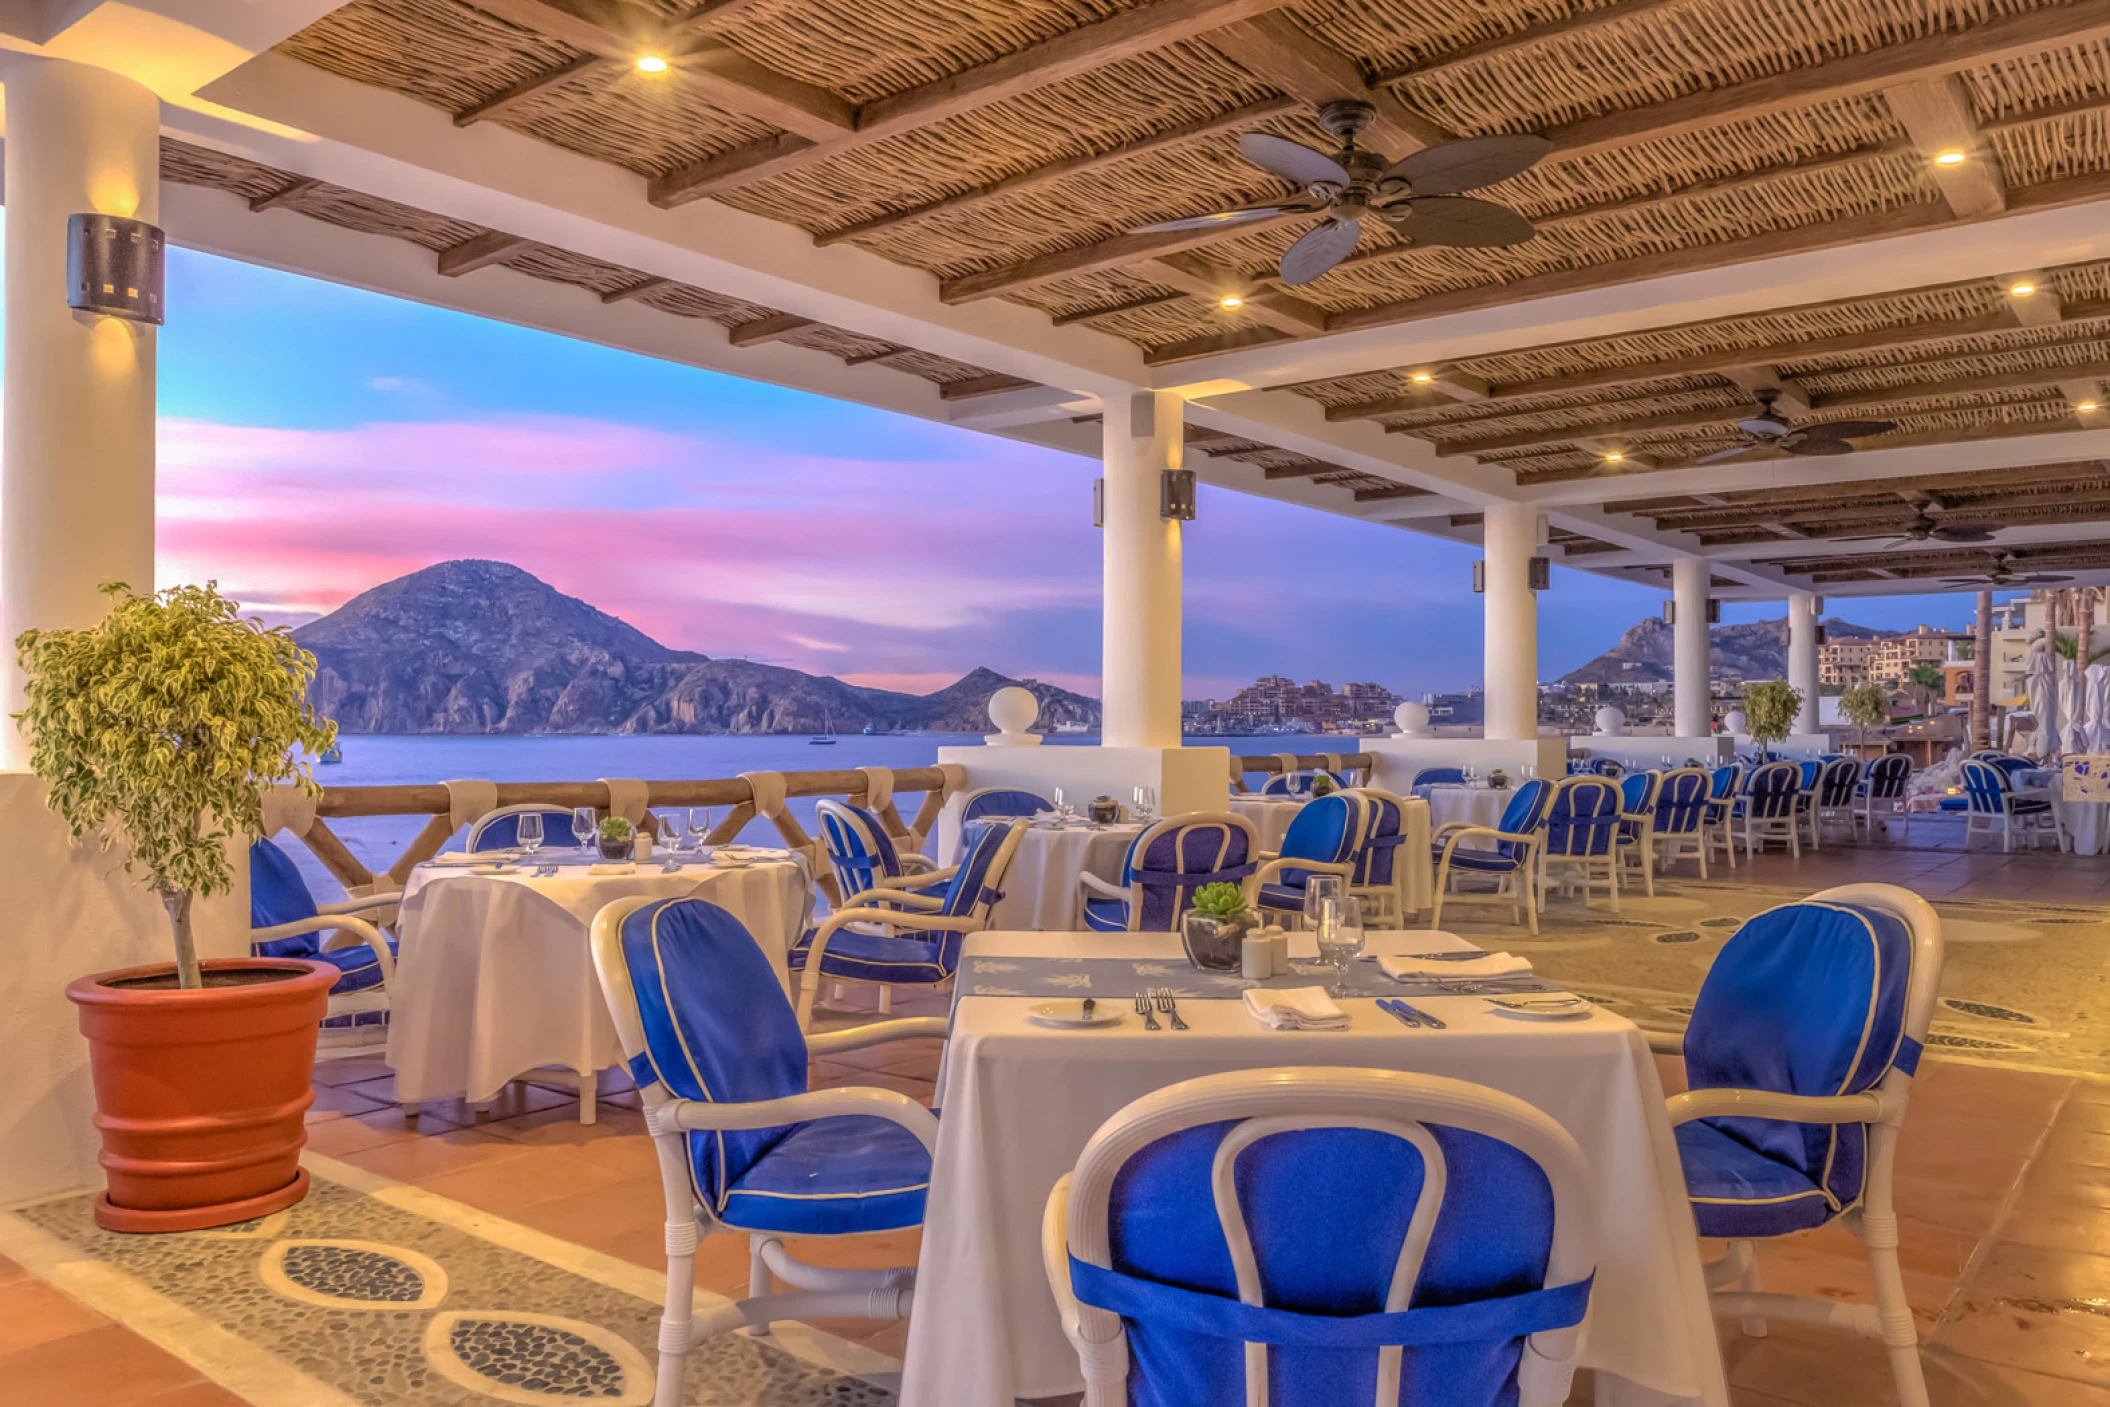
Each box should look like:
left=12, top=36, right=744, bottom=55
left=814, top=798, right=938, bottom=902
left=249, top=837, right=406, bottom=1061
left=959, top=786, right=1050, bottom=826
left=1429, top=778, right=1551, bottom=933
left=1614, top=771, right=1662, bottom=899
left=1961, top=758, right=2066, bottom=853
left=1262, top=768, right=1346, bottom=797
left=591, top=895, right=944, bottom=1406
left=1409, top=766, right=1465, bottom=789
left=1855, top=754, right=1913, bottom=841
left=1081, top=813, right=1260, bottom=932
left=466, top=804, right=581, bottom=851
left=1541, top=776, right=1623, bottom=913
left=1809, top=757, right=1862, bottom=848
left=1739, top=761, right=1803, bottom=859
left=1342, top=786, right=1412, bottom=922
left=1650, top=768, right=1714, bottom=878
left=1043, top=1067, right=1597, bottom=1407
left=1251, top=793, right=1370, bottom=921
left=1703, top=764, right=1744, bottom=871
left=1658, top=883, right=1942, bottom=1407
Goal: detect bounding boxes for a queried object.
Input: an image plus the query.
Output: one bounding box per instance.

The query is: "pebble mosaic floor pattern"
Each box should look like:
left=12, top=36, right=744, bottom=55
left=7, top=1166, right=895, bottom=1407
left=1439, top=878, right=2110, bottom=1076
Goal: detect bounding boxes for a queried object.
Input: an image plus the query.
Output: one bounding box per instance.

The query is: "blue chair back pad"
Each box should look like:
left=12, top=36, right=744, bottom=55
left=1277, top=794, right=1367, bottom=892
left=1107, top=1119, right=1555, bottom=1406
left=1545, top=780, right=1619, bottom=856
left=1353, top=793, right=1404, bottom=886
left=1962, top=760, right=2010, bottom=812
left=1709, top=766, right=1741, bottom=799
left=818, top=801, right=902, bottom=894
left=1619, top=773, right=1654, bottom=813
left=1867, top=755, right=1912, bottom=797
left=1410, top=768, right=1465, bottom=788
left=1817, top=760, right=1861, bottom=805
left=1123, top=821, right=1254, bottom=931
left=469, top=808, right=577, bottom=852
left=961, top=788, right=1049, bottom=825
left=250, top=838, right=320, bottom=947
left=1685, top=901, right=1913, bottom=1210
left=1745, top=763, right=1801, bottom=817
left=617, top=898, right=805, bottom=1213
left=944, top=819, right=1015, bottom=919
left=1652, top=771, right=1710, bottom=834
left=1480, top=781, right=1551, bottom=862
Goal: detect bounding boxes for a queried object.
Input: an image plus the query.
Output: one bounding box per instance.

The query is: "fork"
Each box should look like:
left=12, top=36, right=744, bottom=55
left=1153, top=988, right=1189, bottom=1031
left=1134, top=992, right=1161, bottom=1031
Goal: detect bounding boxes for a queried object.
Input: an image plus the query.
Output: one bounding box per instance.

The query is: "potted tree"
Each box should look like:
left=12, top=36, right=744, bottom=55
left=1741, top=678, right=1802, bottom=762
left=17, top=583, right=339, bottom=1231
left=1841, top=683, right=1891, bottom=755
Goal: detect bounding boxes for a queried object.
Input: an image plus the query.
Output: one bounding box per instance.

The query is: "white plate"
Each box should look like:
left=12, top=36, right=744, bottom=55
left=1027, top=1001, right=1123, bottom=1029
left=1486, top=995, right=1593, bottom=1020
left=708, top=855, right=753, bottom=869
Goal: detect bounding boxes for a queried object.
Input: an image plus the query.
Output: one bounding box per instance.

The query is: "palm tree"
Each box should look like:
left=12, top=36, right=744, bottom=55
left=1905, top=661, right=1944, bottom=717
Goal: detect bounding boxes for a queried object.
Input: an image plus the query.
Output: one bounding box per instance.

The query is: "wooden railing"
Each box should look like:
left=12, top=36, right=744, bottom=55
left=289, top=767, right=956, bottom=905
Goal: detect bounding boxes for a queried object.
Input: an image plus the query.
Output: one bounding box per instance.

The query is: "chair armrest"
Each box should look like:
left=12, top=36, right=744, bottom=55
left=1431, top=821, right=1480, bottom=838
left=806, top=1017, right=949, bottom=1057
left=658, top=1086, right=941, bottom=1155
left=795, top=908, right=986, bottom=1029
left=1250, top=857, right=1355, bottom=891
left=1078, top=872, right=1128, bottom=901
left=251, top=915, right=395, bottom=990
left=1434, top=827, right=1534, bottom=867
left=843, top=885, right=947, bottom=911
left=898, top=852, right=939, bottom=874
left=315, top=894, right=400, bottom=918
left=1642, top=1029, right=1684, bottom=1056
left=1666, top=1087, right=1888, bottom=1127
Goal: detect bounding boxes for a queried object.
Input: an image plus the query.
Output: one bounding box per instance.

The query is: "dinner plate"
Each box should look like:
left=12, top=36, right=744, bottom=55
left=1486, top=995, right=1592, bottom=1020
left=708, top=855, right=753, bottom=869
left=1027, top=1001, right=1123, bottom=1029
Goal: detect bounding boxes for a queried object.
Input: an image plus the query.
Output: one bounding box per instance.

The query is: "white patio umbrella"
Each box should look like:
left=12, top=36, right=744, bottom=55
left=2060, top=654, right=2088, bottom=757
left=2088, top=663, right=2110, bottom=754
left=2025, top=644, right=2060, bottom=760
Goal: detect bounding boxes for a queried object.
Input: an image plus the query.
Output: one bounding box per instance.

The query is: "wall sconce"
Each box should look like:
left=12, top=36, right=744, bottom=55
left=67, top=214, right=165, bottom=324
left=1662, top=598, right=1720, bottom=623
left=1473, top=558, right=1552, bottom=592
left=1160, top=468, right=1196, bottom=521
left=1092, top=477, right=1105, bottom=528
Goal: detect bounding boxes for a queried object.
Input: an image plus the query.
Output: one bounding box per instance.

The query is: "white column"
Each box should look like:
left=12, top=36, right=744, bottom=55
left=1788, top=592, right=1821, bottom=734
left=1100, top=391, right=1184, bottom=749
left=2, top=59, right=161, bottom=768
left=1673, top=556, right=1711, bottom=737
left=1481, top=502, right=1540, bottom=741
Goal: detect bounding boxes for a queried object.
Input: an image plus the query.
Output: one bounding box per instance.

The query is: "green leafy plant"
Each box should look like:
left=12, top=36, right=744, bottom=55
left=1310, top=773, right=1335, bottom=796
left=1191, top=882, right=1247, bottom=922
left=1841, top=684, right=1891, bottom=743
left=1488, top=768, right=1509, bottom=789
left=1905, top=661, right=1945, bottom=715
left=597, top=816, right=634, bottom=840
left=14, top=582, right=335, bottom=989
left=1741, top=678, right=1803, bottom=757
left=2031, top=629, right=2110, bottom=664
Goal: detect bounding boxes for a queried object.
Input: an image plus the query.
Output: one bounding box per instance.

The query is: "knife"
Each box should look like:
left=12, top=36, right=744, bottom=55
left=1393, top=999, right=1447, bottom=1030
left=1082, top=998, right=1095, bottom=1021
left=1378, top=999, right=1421, bottom=1029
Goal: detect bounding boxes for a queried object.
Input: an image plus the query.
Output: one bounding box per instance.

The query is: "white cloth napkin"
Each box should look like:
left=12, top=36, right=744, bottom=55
left=587, top=863, right=637, bottom=876
left=1380, top=952, right=1534, bottom=980
left=1243, top=986, right=1350, bottom=1031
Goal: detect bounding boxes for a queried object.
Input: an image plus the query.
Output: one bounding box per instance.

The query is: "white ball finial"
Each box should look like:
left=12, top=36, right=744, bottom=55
left=1593, top=705, right=1627, bottom=736
left=1724, top=708, right=1748, bottom=736
left=985, top=685, right=1041, bottom=746
left=1394, top=701, right=1430, bottom=735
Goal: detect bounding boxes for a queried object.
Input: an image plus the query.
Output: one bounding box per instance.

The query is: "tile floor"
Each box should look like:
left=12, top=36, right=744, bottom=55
left=8, top=838, right=2110, bottom=1405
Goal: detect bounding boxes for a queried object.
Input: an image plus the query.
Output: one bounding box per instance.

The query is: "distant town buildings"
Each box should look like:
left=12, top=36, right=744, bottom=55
left=1194, top=675, right=1403, bottom=730
left=1821, top=625, right=1958, bottom=689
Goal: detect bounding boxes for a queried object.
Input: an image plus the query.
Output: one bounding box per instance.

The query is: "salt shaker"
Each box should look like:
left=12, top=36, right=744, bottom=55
left=1241, top=933, right=1273, bottom=981
left=1269, top=927, right=1291, bottom=976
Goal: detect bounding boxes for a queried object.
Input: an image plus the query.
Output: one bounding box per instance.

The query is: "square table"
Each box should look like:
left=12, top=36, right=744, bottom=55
left=898, top=929, right=1731, bottom=1407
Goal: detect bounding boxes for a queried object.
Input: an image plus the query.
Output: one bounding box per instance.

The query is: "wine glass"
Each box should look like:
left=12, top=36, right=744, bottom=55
left=1131, top=785, right=1144, bottom=822
left=572, top=806, right=597, bottom=853
left=688, top=807, right=715, bottom=853
left=1302, top=873, right=1343, bottom=934
left=657, top=809, right=689, bottom=856
left=517, top=812, right=543, bottom=858
left=1315, top=894, right=1365, bottom=996
left=1052, top=787, right=1069, bottom=827
left=1139, top=786, right=1157, bottom=822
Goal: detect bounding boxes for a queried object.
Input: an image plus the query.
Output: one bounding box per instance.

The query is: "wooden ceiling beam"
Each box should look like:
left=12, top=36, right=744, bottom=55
left=455, top=53, right=605, bottom=126
left=1138, top=252, right=1328, bottom=334
left=248, top=176, right=323, bottom=212
left=939, top=373, right=1041, bottom=401
left=1050, top=291, right=1191, bottom=326
left=1427, top=400, right=1750, bottom=455
left=600, top=276, right=675, bottom=304
left=1883, top=75, right=2006, bottom=218
left=649, top=0, right=1299, bottom=206
left=436, top=230, right=533, bottom=276
left=1815, top=357, right=2110, bottom=412
left=1354, top=483, right=1429, bottom=502
left=1520, top=414, right=2086, bottom=483
left=1371, top=0, right=1679, bottom=90
left=1205, top=13, right=1445, bottom=152
left=813, top=97, right=1295, bottom=248
left=1607, top=461, right=2110, bottom=517
left=726, top=312, right=815, bottom=347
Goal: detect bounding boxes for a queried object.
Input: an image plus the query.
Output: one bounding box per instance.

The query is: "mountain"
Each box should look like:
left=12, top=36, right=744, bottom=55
left=294, top=560, right=1099, bottom=734
left=1558, top=614, right=1893, bottom=687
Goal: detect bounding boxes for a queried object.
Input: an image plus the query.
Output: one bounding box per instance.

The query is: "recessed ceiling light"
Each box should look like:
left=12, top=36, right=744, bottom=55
left=635, top=53, right=669, bottom=73
left=2082, top=401, right=2101, bottom=413
left=1935, top=150, right=1967, bottom=166
left=1411, top=371, right=1434, bottom=384
left=1218, top=295, right=1243, bottom=309
left=1604, top=451, right=1625, bottom=463
left=2009, top=281, right=2037, bottom=297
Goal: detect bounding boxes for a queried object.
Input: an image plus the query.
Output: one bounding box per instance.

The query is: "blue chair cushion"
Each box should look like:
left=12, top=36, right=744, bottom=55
left=2008, top=797, right=2052, bottom=815
left=718, top=1114, right=930, bottom=1235
left=1254, top=883, right=1305, bottom=912
left=1674, top=1119, right=1834, bottom=1238
left=1434, top=846, right=1523, bottom=874
left=1937, top=797, right=1968, bottom=811
left=312, top=936, right=399, bottom=995
left=811, top=927, right=955, bottom=985
left=250, top=838, right=319, bottom=936
left=1084, top=896, right=1131, bottom=931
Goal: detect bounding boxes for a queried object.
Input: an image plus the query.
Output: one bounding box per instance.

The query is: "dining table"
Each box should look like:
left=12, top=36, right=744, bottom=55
left=386, top=846, right=809, bottom=1119
left=1227, top=792, right=1304, bottom=851
left=949, top=817, right=1142, bottom=931
left=897, top=928, right=1730, bottom=1407
left=1421, top=782, right=1518, bottom=850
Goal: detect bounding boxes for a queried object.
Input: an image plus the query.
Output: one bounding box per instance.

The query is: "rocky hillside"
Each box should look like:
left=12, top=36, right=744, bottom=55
left=1559, top=615, right=1892, bottom=687
left=295, top=560, right=1099, bottom=734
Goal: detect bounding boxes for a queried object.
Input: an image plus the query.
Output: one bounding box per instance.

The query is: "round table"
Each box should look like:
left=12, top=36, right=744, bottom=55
left=388, top=849, right=809, bottom=1118
left=963, top=821, right=1141, bottom=931
left=1228, top=794, right=1303, bottom=851
left=1422, top=784, right=1513, bottom=850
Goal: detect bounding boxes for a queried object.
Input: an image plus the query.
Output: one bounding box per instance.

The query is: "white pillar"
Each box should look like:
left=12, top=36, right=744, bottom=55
left=1100, top=391, right=1184, bottom=749
left=1788, top=592, right=1821, bottom=734
left=1482, top=502, right=1540, bottom=741
left=3, top=59, right=161, bottom=768
left=1673, top=556, right=1711, bottom=737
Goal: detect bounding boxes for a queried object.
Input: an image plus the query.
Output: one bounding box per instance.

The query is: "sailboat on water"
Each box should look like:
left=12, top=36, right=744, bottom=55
left=809, top=708, right=837, bottom=745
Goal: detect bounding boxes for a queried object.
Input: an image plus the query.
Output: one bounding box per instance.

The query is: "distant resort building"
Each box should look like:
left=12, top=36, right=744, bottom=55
left=1197, top=675, right=1402, bottom=731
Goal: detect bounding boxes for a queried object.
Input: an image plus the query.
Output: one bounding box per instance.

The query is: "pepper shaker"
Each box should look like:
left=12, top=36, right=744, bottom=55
left=1241, top=934, right=1273, bottom=981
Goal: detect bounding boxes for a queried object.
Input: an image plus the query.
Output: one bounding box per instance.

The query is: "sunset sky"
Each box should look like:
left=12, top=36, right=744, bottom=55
left=97, top=232, right=1994, bottom=700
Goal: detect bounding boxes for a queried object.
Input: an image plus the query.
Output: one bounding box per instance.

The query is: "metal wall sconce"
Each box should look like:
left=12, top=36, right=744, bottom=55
left=1160, top=468, right=1196, bottom=521
left=1092, top=477, right=1105, bottom=527
left=1473, top=557, right=1552, bottom=592
left=1662, top=599, right=1721, bottom=624
left=67, top=214, right=166, bottom=324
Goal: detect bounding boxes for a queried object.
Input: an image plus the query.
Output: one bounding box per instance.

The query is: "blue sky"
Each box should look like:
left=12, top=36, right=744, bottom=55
left=26, top=222, right=1995, bottom=698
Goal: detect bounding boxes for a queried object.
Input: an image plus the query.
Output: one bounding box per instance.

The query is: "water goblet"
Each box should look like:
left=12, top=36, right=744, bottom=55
left=1131, top=785, right=1145, bottom=822
left=572, top=806, right=597, bottom=853
left=688, top=807, right=715, bottom=853
left=1052, top=787, right=1069, bottom=828
left=517, top=812, right=543, bottom=859
left=1314, top=895, right=1365, bottom=997
left=657, top=809, right=689, bottom=856
left=1302, top=872, right=1344, bottom=934
left=1140, top=786, right=1158, bottom=822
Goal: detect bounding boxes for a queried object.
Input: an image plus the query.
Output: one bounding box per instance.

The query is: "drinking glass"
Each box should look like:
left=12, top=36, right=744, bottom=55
left=1139, top=786, right=1158, bottom=822
left=1302, top=873, right=1343, bottom=933
left=657, top=809, right=689, bottom=856
left=517, top=812, right=543, bottom=857
left=688, top=807, right=715, bottom=852
left=1314, top=894, right=1365, bottom=996
left=1052, top=787, right=1069, bottom=827
left=572, top=806, right=597, bottom=852
left=1131, top=786, right=1145, bottom=822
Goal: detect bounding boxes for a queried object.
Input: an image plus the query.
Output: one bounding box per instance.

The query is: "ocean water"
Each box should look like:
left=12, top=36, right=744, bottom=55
left=294, top=731, right=1114, bottom=896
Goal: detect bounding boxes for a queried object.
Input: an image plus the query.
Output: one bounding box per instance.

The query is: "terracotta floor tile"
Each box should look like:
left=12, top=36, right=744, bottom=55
left=0, top=1254, right=29, bottom=1288
left=300, top=1107, right=430, bottom=1158
left=504, top=1173, right=671, bottom=1256
left=409, top=1142, right=633, bottom=1214
left=0, top=1322, right=204, bottom=1404
left=0, top=1277, right=111, bottom=1356
left=1722, top=1319, right=1907, bottom=1407
left=309, top=1055, right=394, bottom=1088
left=2021, top=1159, right=2110, bottom=1208
left=135, top=1382, right=259, bottom=1407
left=396, top=1079, right=574, bottom=1126
left=1926, top=1354, right=2110, bottom=1407
left=1935, top=1242, right=2110, bottom=1386
left=481, top=1101, right=647, bottom=1148
left=2041, top=1124, right=2110, bottom=1169
left=337, top=1125, right=531, bottom=1182
left=1750, top=1236, right=1955, bottom=1327
left=304, top=1082, right=387, bottom=1119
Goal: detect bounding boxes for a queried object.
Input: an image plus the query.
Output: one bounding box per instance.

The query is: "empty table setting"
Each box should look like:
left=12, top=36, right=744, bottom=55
left=386, top=845, right=809, bottom=1118
left=898, top=926, right=1730, bottom=1407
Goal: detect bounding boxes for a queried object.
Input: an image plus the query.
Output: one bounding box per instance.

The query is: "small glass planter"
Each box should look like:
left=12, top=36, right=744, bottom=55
left=1181, top=911, right=1253, bottom=971
left=596, top=834, right=635, bottom=862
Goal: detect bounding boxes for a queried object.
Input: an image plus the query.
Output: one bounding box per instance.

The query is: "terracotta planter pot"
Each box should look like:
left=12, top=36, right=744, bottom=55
left=67, top=957, right=336, bottom=1233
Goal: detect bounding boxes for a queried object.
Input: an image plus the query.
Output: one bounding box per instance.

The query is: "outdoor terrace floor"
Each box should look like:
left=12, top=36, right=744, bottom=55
left=5, top=837, right=2109, bottom=1405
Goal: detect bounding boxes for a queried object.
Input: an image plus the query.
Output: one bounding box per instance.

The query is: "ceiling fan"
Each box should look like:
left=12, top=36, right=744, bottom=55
left=1128, top=99, right=1549, bottom=286
left=1695, top=389, right=1898, bottom=464
left=1836, top=493, right=1995, bottom=548
left=1940, top=553, right=2073, bottom=588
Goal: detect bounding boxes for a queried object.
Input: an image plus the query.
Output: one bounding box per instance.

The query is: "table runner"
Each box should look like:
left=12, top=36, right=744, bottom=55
left=957, top=953, right=1557, bottom=1001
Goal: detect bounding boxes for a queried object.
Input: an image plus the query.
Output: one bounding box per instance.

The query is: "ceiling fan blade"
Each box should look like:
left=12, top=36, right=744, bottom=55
left=2011, top=574, right=2074, bottom=586
left=1781, top=436, right=1854, bottom=457
left=1832, top=531, right=1913, bottom=543
left=1931, top=525, right=1996, bottom=543
left=1391, top=196, right=1535, bottom=248
left=1128, top=203, right=1310, bottom=234
left=1382, top=133, right=1553, bottom=195
left=1239, top=132, right=1350, bottom=188
left=1737, top=416, right=1791, bottom=437
left=1278, top=217, right=1363, bottom=285
left=1795, top=418, right=1899, bottom=442
left=1696, top=444, right=1759, bottom=464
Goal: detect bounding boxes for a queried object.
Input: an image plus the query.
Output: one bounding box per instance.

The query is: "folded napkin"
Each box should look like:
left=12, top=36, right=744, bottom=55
left=587, top=863, right=636, bottom=876
left=429, top=851, right=503, bottom=866
left=1243, top=986, right=1350, bottom=1031
left=1379, top=952, right=1533, bottom=980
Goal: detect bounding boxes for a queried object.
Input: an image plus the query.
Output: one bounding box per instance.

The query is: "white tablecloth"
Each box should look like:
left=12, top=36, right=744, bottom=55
left=900, top=930, right=1728, bottom=1407
left=1228, top=794, right=1303, bottom=851
left=387, top=853, right=809, bottom=1103
left=1424, top=784, right=1514, bottom=850
left=958, top=822, right=1141, bottom=931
